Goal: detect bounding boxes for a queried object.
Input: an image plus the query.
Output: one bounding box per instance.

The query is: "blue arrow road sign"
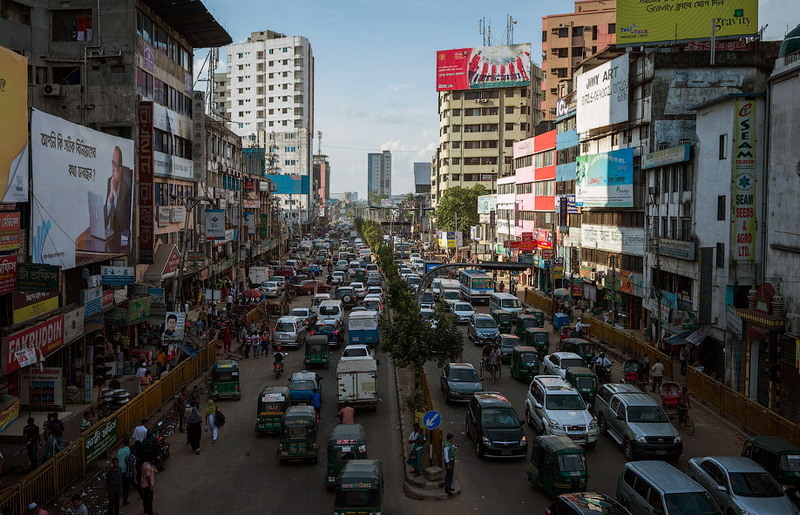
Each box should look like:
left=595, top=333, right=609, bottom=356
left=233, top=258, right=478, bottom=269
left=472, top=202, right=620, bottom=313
left=421, top=410, right=442, bottom=430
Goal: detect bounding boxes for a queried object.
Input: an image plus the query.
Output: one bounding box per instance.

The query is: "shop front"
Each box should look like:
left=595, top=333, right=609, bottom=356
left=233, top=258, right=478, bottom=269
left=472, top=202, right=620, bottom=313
left=105, top=296, right=154, bottom=369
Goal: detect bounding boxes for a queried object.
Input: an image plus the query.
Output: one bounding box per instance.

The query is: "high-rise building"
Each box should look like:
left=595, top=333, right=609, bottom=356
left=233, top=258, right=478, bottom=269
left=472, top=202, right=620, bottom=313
left=313, top=153, right=330, bottom=212
left=540, top=0, right=616, bottom=120
left=215, top=30, right=315, bottom=225
left=414, top=162, right=431, bottom=195
left=367, top=151, right=392, bottom=199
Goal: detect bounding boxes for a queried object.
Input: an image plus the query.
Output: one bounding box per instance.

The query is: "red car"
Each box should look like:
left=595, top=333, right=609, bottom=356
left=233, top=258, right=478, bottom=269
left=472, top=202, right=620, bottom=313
left=292, top=280, right=331, bottom=295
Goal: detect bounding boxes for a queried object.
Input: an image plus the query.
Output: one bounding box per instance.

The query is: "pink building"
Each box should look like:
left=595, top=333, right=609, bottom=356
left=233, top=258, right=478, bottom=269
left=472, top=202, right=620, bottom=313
left=514, top=130, right=556, bottom=238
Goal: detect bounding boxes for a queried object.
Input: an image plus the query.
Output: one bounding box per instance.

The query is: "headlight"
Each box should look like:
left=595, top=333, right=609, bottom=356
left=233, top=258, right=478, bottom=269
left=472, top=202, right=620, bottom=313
left=549, top=420, right=562, bottom=429
left=521, top=435, right=527, bottom=443
left=635, top=434, right=647, bottom=443
left=589, top=418, right=598, bottom=429
left=674, top=435, right=682, bottom=443
left=482, top=436, right=492, bottom=445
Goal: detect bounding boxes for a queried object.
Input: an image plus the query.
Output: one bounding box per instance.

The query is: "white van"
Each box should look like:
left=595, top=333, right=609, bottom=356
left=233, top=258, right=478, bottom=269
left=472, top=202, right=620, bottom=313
left=310, top=293, right=331, bottom=316
left=318, top=299, right=344, bottom=326
left=489, top=292, right=523, bottom=314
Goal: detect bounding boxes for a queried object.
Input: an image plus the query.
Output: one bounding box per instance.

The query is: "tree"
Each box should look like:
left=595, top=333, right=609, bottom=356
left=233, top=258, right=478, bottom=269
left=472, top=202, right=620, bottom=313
left=432, top=184, right=486, bottom=232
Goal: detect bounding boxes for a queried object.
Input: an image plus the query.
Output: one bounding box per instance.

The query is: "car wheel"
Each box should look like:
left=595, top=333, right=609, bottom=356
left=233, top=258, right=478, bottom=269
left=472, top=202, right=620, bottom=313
left=623, top=439, right=636, bottom=461
left=597, top=414, right=607, bottom=436
left=525, top=408, right=534, bottom=428
left=475, top=440, right=483, bottom=458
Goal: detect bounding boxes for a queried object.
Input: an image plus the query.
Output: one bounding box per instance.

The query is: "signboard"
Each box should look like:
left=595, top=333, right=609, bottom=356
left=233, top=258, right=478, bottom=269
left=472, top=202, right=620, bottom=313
left=0, top=255, right=17, bottom=296
left=82, top=286, right=103, bottom=318
left=149, top=288, right=165, bottom=304
left=581, top=224, right=645, bottom=256
left=13, top=291, right=59, bottom=324
left=191, top=91, right=207, bottom=182
left=101, top=266, right=134, bottom=286
left=477, top=195, right=497, bottom=214
left=30, top=110, right=135, bottom=269
left=187, top=251, right=205, bottom=262
left=84, top=418, right=118, bottom=463
left=20, top=367, right=64, bottom=407
left=64, top=306, right=85, bottom=343
left=437, top=231, right=463, bottom=249
left=698, top=247, right=714, bottom=324
left=422, top=410, right=442, bottom=430
left=436, top=44, right=531, bottom=91
left=16, top=263, right=59, bottom=293
left=157, top=206, right=170, bottom=226
left=0, top=212, right=21, bottom=251
left=2, top=315, right=65, bottom=374
left=243, top=212, right=256, bottom=235
left=0, top=47, right=29, bottom=203
left=659, top=239, right=696, bottom=261
left=732, top=100, right=756, bottom=261
left=169, top=207, right=185, bottom=223
left=616, top=0, right=758, bottom=46
left=161, top=311, right=185, bottom=342
left=205, top=209, right=225, bottom=240
left=556, top=93, right=577, bottom=119
left=106, top=296, right=151, bottom=325
left=641, top=144, right=691, bottom=170
left=138, top=102, right=155, bottom=264
left=575, top=148, right=634, bottom=208
left=576, top=54, right=629, bottom=134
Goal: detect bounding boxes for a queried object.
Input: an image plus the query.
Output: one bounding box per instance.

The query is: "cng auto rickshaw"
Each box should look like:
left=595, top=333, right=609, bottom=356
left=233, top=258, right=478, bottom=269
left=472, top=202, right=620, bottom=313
left=491, top=309, right=514, bottom=334
left=209, top=360, right=241, bottom=400
left=510, top=346, right=539, bottom=381
left=304, top=335, right=331, bottom=368
left=326, top=424, right=368, bottom=489
left=255, top=386, right=290, bottom=435
left=522, top=307, right=546, bottom=327
left=527, top=435, right=588, bottom=497
left=515, top=314, right=543, bottom=339
left=558, top=338, right=597, bottom=366
left=278, top=405, right=319, bottom=464
left=742, top=436, right=800, bottom=501
left=524, top=327, right=551, bottom=359
left=565, top=367, right=598, bottom=407
left=335, top=459, right=383, bottom=515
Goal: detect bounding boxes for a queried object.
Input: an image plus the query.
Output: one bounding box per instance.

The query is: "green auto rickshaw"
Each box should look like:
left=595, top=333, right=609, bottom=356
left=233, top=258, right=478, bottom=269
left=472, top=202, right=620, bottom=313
left=742, top=436, right=800, bottom=496
left=209, top=360, right=241, bottom=400
left=255, top=386, right=291, bottom=435
left=523, top=327, right=551, bottom=359
left=335, top=459, right=383, bottom=515
left=278, top=405, right=319, bottom=464
left=304, top=335, right=331, bottom=368
left=491, top=309, right=515, bottom=334
left=510, top=346, right=539, bottom=381
left=558, top=338, right=597, bottom=365
left=515, top=314, right=543, bottom=339
left=527, top=435, right=588, bottom=497
left=326, top=423, right=368, bottom=489
left=565, top=367, right=597, bottom=407
left=522, top=308, right=546, bottom=327
left=354, top=268, right=368, bottom=283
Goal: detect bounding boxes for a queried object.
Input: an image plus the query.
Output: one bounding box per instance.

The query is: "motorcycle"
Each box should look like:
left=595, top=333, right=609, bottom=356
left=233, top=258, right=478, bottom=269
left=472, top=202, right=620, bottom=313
left=596, top=363, right=612, bottom=385
left=273, top=360, right=285, bottom=379
left=145, top=421, right=170, bottom=471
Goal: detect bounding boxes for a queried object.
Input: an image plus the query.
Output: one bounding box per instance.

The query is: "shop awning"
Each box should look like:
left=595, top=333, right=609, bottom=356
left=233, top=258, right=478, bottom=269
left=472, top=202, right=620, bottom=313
left=667, top=331, right=693, bottom=346
left=667, top=328, right=708, bottom=346
left=139, top=0, right=232, bottom=48
left=144, top=244, right=181, bottom=282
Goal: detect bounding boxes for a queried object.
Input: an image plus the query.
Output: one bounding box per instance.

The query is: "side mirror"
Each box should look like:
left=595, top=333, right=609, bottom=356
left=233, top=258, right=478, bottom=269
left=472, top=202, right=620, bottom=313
left=535, top=402, right=543, bottom=409
left=716, top=485, right=727, bottom=492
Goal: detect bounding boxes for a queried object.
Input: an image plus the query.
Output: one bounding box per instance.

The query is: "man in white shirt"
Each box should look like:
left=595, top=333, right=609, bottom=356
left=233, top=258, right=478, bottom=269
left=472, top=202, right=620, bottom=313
left=131, top=419, right=148, bottom=443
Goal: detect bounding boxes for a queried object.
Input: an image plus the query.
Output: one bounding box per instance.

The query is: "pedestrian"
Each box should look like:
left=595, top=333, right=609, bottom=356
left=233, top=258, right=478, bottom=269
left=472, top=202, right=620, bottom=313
left=138, top=370, right=152, bottom=393
left=223, top=327, right=232, bottom=353
left=244, top=331, right=252, bottom=359
left=406, top=423, right=426, bottom=476
left=261, top=330, right=270, bottom=357
left=311, top=388, right=322, bottom=422
left=122, top=440, right=138, bottom=504
left=651, top=358, right=665, bottom=393
left=173, top=387, right=187, bottom=433
left=155, top=349, right=166, bottom=376
left=135, top=362, right=148, bottom=379
left=132, top=419, right=148, bottom=444
left=252, top=332, right=261, bottom=358
left=140, top=459, right=156, bottom=515
left=679, top=345, right=688, bottom=376
left=116, top=439, right=131, bottom=504
left=68, top=494, right=88, bottom=515
left=188, top=385, right=200, bottom=409
left=641, top=354, right=650, bottom=381
left=186, top=407, right=203, bottom=454
left=23, top=417, right=40, bottom=470
left=26, top=502, right=48, bottom=515
left=80, top=411, right=92, bottom=432
left=88, top=406, right=99, bottom=425
left=226, top=293, right=233, bottom=313
left=106, top=457, right=123, bottom=515
left=337, top=402, right=355, bottom=424
left=206, top=399, right=219, bottom=443
left=443, top=433, right=457, bottom=497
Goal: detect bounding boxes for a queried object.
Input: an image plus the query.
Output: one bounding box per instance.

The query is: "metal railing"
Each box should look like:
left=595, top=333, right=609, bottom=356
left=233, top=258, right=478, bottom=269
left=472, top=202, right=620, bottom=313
left=524, top=290, right=553, bottom=314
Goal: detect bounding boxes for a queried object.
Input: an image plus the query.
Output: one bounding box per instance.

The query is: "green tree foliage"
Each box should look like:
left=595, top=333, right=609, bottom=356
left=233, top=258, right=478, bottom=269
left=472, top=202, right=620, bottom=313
left=432, top=185, right=486, bottom=232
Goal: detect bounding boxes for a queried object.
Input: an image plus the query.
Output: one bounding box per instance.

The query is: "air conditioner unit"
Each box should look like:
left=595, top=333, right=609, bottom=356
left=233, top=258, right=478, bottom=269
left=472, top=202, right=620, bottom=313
left=558, top=23, right=567, bottom=28
left=42, top=84, right=63, bottom=96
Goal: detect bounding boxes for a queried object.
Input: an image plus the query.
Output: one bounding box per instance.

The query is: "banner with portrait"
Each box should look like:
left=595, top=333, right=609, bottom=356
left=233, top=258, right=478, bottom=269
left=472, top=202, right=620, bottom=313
left=161, top=311, right=185, bottom=342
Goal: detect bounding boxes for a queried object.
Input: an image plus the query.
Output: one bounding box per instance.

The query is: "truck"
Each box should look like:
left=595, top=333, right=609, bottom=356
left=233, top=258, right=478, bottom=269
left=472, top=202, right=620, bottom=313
left=336, top=359, right=378, bottom=410
left=248, top=266, right=271, bottom=286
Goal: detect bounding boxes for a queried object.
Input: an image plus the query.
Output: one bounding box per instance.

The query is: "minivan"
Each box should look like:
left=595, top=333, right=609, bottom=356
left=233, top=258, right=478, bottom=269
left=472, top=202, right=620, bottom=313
left=617, top=461, right=721, bottom=515
left=310, top=293, right=331, bottom=316
left=273, top=316, right=307, bottom=348
left=489, top=292, right=523, bottom=315
left=318, top=300, right=344, bottom=326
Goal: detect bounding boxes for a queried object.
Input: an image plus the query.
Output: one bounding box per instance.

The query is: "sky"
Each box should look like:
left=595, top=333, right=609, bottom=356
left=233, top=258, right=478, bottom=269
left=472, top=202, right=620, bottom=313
left=198, top=0, right=800, bottom=199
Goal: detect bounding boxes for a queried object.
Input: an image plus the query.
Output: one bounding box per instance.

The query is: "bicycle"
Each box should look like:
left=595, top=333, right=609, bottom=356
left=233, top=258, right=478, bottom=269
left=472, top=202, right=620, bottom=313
left=668, top=405, right=695, bottom=436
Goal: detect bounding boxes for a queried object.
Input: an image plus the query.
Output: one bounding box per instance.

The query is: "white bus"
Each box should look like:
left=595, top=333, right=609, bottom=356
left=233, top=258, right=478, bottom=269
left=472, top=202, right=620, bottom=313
left=458, top=269, right=493, bottom=304
left=489, top=292, right=523, bottom=314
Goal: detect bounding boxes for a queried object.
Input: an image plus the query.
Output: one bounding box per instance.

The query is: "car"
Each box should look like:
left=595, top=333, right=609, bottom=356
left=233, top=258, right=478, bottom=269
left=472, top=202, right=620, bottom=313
left=362, top=296, right=383, bottom=313
left=465, top=392, right=527, bottom=458
left=365, top=286, right=384, bottom=302
left=273, top=316, right=308, bottom=348
left=309, top=322, right=343, bottom=348
left=350, top=282, right=367, bottom=298
left=687, top=456, right=797, bottom=515
left=259, top=281, right=282, bottom=297
left=452, top=302, right=475, bottom=324
left=406, top=274, right=422, bottom=291
left=365, top=263, right=379, bottom=273
left=273, top=276, right=287, bottom=290
left=419, top=290, right=435, bottom=309
left=440, top=363, right=483, bottom=403
left=292, top=280, right=331, bottom=295
left=288, top=370, right=322, bottom=404
left=543, top=352, right=586, bottom=379
left=288, top=307, right=317, bottom=328
left=340, top=344, right=376, bottom=362
left=546, top=492, right=632, bottom=515
left=366, top=274, right=383, bottom=287
left=331, top=270, right=348, bottom=285
left=310, top=293, right=331, bottom=317
left=335, top=286, right=357, bottom=307
left=420, top=308, right=438, bottom=329
left=335, top=259, right=349, bottom=271
left=318, top=300, right=344, bottom=326
left=499, top=334, right=522, bottom=363
left=525, top=375, right=598, bottom=448
left=467, top=314, right=500, bottom=345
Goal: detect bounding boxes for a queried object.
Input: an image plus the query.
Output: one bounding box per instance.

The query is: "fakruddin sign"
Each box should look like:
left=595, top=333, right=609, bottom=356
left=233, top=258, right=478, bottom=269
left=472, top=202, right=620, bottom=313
left=2, top=315, right=64, bottom=374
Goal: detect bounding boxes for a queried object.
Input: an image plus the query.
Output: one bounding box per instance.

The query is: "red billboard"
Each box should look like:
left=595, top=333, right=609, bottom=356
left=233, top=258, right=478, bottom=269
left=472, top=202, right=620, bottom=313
left=2, top=315, right=65, bottom=374
left=436, top=44, right=531, bottom=92
left=0, top=255, right=16, bottom=295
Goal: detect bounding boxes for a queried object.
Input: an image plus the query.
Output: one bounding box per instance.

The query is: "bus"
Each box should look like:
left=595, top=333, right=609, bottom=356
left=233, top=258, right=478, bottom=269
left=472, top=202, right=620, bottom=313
left=458, top=269, right=494, bottom=304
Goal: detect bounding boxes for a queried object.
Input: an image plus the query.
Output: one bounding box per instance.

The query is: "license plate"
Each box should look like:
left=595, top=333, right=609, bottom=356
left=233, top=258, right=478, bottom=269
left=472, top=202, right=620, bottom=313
left=501, top=450, right=512, bottom=456
left=656, top=450, right=668, bottom=455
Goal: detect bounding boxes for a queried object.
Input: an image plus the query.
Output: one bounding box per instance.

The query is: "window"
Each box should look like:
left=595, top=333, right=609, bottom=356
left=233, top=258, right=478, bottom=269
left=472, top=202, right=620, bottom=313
left=572, top=26, right=583, bottom=37
left=515, top=183, right=532, bottom=195
left=682, top=164, right=692, bottom=191
left=608, top=23, right=616, bottom=34
left=506, top=106, right=515, bottom=114
left=719, top=134, right=727, bottom=159
left=681, top=219, right=691, bottom=240
left=717, top=196, right=726, bottom=221
left=716, top=243, right=725, bottom=268
left=558, top=27, right=568, bottom=37
left=52, top=9, right=93, bottom=42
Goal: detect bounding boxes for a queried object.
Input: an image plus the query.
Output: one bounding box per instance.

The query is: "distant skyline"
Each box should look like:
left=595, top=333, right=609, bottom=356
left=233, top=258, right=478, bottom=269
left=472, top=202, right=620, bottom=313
left=198, top=0, right=799, bottom=198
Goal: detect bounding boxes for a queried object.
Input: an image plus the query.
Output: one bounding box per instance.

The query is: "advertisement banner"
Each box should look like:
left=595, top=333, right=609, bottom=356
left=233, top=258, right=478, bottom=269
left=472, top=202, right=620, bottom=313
left=477, top=195, right=498, bottom=214
left=192, top=91, right=207, bottom=182
left=16, top=263, right=59, bottom=293
left=259, top=213, right=269, bottom=238
left=101, top=266, right=134, bottom=286
left=158, top=206, right=170, bottom=226
left=205, top=209, right=225, bottom=240
left=576, top=54, right=629, bottom=134
left=2, top=315, right=65, bottom=374
left=82, top=286, right=103, bottom=318
left=138, top=102, right=155, bottom=264
left=162, top=311, right=185, bottom=342
left=0, top=47, right=29, bottom=203
left=20, top=367, right=64, bottom=407
left=64, top=306, right=85, bottom=343
left=30, top=110, right=135, bottom=269
left=0, top=212, right=21, bottom=251
left=581, top=224, right=645, bottom=256
left=0, top=255, right=17, bottom=296
left=84, top=419, right=118, bottom=463
left=243, top=212, right=256, bottom=235
left=733, top=100, right=756, bottom=261
left=13, top=291, right=59, bottom=325
left=575, top=148, right=634, bottom=208
left=436, top=44, right=531, bottom=91
left=617, top=0, right=758, bottom=46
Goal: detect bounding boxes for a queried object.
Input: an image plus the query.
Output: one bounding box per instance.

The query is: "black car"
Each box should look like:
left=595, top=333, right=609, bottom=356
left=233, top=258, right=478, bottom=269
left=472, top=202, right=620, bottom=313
left=546, top=492, right=631, bottom=515
left=366, top=275, right=382, bottom=287
left=309, top=323, right=343, bottom=348
left=465, top=392, right=527, bottom=458
left=499, top=334, right=522, bottom=363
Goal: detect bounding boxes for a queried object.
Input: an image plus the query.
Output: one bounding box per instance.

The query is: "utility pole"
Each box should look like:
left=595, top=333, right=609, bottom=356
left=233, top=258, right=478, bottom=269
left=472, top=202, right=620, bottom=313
left=171, top=194, right=209, bottom=311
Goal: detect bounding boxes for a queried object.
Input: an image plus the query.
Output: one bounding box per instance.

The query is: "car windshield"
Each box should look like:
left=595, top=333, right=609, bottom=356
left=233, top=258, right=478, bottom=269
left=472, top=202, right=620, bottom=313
left=501, top=339, right=520, bottom=350
left=557, top=453, right=586, bottom=472
left=728, top=472, right=784, bottom=497
left=476, top=319, right=497, bottom=328
left=501, top=298, right=522, bottom=309
left=481, top=408, right=519, bottom=428
left=781, top=454, right=800, bottom=472
left=627, top=406, right=669, bottom=423
left=351, top=283, right=363, bottom=289
left=561, top=359, right=584, bottom=370
left=545, top=394, right=586, bottom=410
left=334, top=489, right=380, bottom=509
left=663, top=492, right=719, bottom=515
left=290, top=310, right=307, bottom=317
left=443, top=291, right=460, bottom=300
left=449, top=368, right=479, bottom=382
left=264, top=282, right=277, bottom=287
left=319, top=306, right=340, bottom=315
left=520, top=353, right=537, bottom=364
left=290, top=379, right=316, bottom=391
left=575, top=377, right=595, bottom=389
left=408, top=277, right=421, bottom=284
left=364, top=301, right=379, bottom=309
left=275, top=322, right=295, bottom=332
left=316, top=325, right=335, bottom=333
left=343, top=348, right=367, bottom=358
left=421, top=311, right=435, bottom=320
left=455, top=304, right=472, bottom=312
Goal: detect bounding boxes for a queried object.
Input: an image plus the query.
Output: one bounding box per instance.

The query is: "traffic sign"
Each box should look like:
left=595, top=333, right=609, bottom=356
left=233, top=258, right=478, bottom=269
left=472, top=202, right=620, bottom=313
left=421, top=410, right=442, bottom=430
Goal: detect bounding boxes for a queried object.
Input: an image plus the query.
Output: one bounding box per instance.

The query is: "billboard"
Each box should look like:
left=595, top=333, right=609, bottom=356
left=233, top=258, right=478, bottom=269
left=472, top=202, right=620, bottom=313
left=138, top=102, right=155, bottom=264
left=477, top=195, right=497, bottom=214
left=576, top=54, right=629, bottom=134
left=732, top=100, right=756, bottom=261
left=575, top=148, right=634, bottom=208
left=0, top=47, right=29, bottom=203
left=436, top=44, right=531, bottom=91
left=31, top=110, right=135, bottom=269
left=617, top=0, right=758, bottom=46
left=161, top=311, right=185, bottom=342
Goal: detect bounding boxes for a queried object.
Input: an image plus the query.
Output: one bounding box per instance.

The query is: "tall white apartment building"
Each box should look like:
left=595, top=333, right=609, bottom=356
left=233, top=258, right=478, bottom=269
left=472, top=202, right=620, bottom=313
left=367, top=150, right=392, bottom=199
left=215, top=30, right=315, bottom=224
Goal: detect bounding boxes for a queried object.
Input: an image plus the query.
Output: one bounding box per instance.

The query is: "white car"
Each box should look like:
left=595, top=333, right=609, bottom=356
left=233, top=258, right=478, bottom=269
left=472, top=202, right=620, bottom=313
left=451, top=302, right=475, bottom=324
left=331, top=270, right=347, bottom=285
left=340, top=344, right=376, bottom=362
left=310, top=293, right=331, bottom=316
left=273, top=276, right=287, bottom=290
left=525, top=375, right=598, bottom=448
left=362, top=295, right=383, bottom=313
left=259, top=281, right=281, bottom=297
left=288, top=307, right=315, bottom=327
left=366, top=286, right=384, bottom=302
left=420, top=308, right=437, bottom=329
left=542, top=352, right=586, bottom=379
left=350, top=282, right=367, bottom=298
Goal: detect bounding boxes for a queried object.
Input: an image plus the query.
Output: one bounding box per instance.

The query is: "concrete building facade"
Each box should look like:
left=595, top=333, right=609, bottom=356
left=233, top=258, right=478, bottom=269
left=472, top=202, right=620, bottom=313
left=367, top=150, right=392, bottom=198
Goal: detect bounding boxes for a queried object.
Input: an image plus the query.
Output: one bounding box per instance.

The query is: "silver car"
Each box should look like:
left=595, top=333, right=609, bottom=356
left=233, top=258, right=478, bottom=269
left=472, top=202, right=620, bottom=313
left=273, top=316, right=307, bottom=348
left=688, top=456, right=799, bottom=515
left=542, top=352, right=586, bottom=379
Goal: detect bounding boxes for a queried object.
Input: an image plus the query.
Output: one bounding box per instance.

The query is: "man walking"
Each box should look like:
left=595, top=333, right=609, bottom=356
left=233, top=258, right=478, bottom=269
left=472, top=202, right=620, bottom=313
left=679, top=345, right=687, bottom=376
left=651, top=358, right=665, bottom=393
left=22, top=417, right=40, bottom=470
left=174, top=387, right=187, bottom=433
left=106, top=457, right=123, bottom=515
left=443, top=433, right=457, bottom=497
left=122, top=441, right=138, bottom=505
left=140, top=459, right=156, bottom=515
